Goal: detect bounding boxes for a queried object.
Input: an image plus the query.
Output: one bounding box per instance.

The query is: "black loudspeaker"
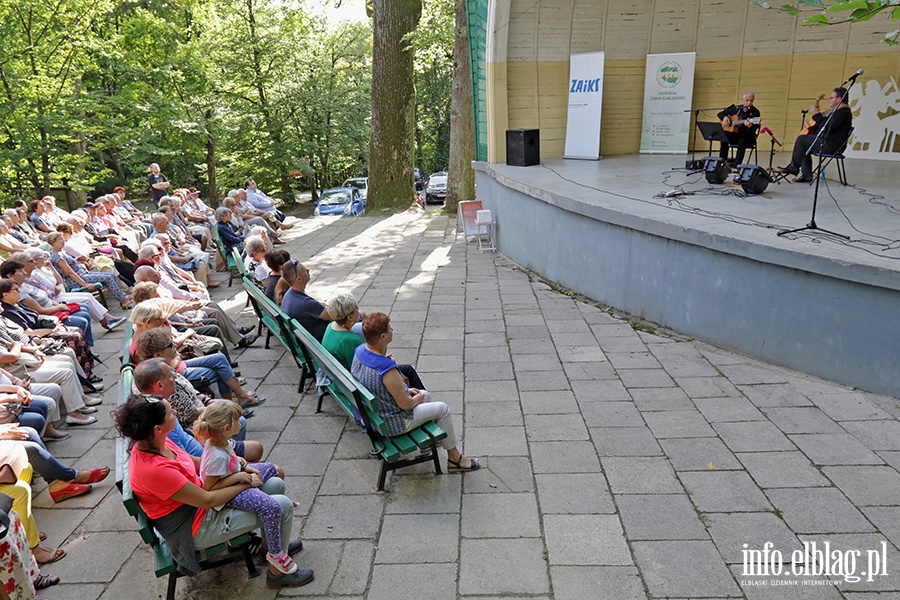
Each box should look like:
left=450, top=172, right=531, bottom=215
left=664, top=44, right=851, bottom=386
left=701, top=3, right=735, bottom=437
left=735, top=164, right=773, bottom=194
left=702, top=156, right=730, bottom=184
left=506, top=129, right=540, bottom=166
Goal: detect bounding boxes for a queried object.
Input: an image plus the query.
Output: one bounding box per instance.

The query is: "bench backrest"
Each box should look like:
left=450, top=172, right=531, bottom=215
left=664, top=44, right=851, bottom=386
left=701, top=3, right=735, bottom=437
left=289, top=321, right=392, bottom=440
left=242, top=277, right=313, bottom=372
left=120, top=320, right=134, bottom=367
left=231, top=247, right=248, bottom=278
left=115, top=367, right=156, bottom=543
left=211, top=223, right=235, bottom=269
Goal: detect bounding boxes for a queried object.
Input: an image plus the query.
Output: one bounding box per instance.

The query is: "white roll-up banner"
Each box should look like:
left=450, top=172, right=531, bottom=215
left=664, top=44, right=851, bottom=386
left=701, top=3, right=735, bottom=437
left=640, top=52, right=696, bottom=154
left=564, top=51, right=605, bottom=160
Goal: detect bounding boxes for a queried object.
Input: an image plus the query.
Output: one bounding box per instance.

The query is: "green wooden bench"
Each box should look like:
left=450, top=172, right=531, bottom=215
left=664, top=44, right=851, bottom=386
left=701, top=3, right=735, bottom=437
left=231, top=247, right=252, bottom=308
left=241, top=276, right=314, bottom=392
left=289, top=321, right=447, bottom=491
left=115, top=365, right=260, bottom=600
left=211, top=224, right=238, bottom=287
left=119, top=320, right=134, bottom=366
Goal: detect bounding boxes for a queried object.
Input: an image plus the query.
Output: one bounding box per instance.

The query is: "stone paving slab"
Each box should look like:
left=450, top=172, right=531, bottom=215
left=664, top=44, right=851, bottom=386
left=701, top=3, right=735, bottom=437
left=35, top=213, right=900, bottom=599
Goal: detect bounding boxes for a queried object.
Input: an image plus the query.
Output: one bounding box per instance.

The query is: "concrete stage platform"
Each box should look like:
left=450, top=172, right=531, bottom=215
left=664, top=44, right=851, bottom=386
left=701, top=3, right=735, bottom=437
left=473, top=154, right=900, bottom=398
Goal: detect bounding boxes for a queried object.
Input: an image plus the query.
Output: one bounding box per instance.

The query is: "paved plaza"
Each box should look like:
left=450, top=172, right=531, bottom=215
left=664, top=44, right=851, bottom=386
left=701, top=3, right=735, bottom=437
left=32, top=211, right=900, bottom=599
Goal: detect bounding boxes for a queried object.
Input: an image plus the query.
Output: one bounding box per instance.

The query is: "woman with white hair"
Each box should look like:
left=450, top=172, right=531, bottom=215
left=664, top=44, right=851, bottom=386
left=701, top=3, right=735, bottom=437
left=243, top=236, right=269, bottom=286
left=215, top=207, right=244, bottom=256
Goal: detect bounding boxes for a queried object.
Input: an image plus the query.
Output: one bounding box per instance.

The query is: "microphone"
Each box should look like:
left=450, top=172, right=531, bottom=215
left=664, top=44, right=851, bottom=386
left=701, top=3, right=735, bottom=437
left=760, top=127, right=782, bottom=147
left=843, top=69, right=863, bottom=85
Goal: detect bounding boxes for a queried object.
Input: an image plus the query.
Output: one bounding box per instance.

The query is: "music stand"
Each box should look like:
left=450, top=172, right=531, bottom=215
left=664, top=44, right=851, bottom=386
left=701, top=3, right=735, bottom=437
left=696, top=121, right=730, bottom=158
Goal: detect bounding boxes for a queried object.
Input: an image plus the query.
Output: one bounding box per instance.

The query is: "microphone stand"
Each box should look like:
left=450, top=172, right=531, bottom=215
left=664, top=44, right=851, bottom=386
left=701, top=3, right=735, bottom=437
left=777, top=80, right=857, bottom=239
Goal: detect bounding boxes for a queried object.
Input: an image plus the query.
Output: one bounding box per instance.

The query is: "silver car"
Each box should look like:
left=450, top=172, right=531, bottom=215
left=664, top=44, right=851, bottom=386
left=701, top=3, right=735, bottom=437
left=341, top=177, right=368, bottom=200
left=425, top=174, right=447, bottom=204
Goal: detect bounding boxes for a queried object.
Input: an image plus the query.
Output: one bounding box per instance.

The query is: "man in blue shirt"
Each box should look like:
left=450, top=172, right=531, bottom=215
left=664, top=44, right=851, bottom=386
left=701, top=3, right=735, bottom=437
left=244, top=178, right=287, bottom=223
left=280, top=260, right=331, bottom=342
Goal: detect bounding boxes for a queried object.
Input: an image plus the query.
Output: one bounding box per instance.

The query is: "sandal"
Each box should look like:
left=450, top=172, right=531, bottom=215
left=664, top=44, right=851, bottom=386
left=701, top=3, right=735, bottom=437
left=447, top=457, right=480, bottom=473
left=49, top=481, right=91, bottom=503
left=35, top=546, right=66, bottom=565
left=39, top=531, right=47, bottom=542
left=34, top=574, right=60, bottom=589
left=80, top=466, right=110, bottom=485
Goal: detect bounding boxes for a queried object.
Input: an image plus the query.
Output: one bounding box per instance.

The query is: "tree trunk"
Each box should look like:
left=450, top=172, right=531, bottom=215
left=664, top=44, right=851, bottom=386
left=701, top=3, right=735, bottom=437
left=447, top=0, right=475, bottom=214
left=368, top=0, right=422, bottom=210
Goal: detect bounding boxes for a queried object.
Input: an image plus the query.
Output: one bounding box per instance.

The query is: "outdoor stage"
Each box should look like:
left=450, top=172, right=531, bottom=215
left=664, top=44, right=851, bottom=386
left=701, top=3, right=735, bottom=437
left=472, top=154, right=900, bottom=398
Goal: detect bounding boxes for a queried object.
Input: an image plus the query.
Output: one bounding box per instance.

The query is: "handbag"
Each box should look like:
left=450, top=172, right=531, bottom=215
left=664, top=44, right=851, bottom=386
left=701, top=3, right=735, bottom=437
left=0, top=404, right=22, bottom=425
left=178, top=335, right=223, bottom=359
left=51, top=303, right=82, bottom=320
left=32, top=337, right=67, bottom=356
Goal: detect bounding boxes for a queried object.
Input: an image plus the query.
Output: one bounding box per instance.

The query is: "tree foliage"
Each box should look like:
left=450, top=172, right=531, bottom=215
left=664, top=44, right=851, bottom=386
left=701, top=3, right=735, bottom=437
left=0, top=0, right=378, bottom=205
left=755, top=0, right=900, bottom=45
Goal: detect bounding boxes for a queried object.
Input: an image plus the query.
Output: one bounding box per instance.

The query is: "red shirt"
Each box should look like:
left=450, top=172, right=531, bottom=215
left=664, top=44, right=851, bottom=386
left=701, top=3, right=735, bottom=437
left=129, top=438, right=206, bottom=536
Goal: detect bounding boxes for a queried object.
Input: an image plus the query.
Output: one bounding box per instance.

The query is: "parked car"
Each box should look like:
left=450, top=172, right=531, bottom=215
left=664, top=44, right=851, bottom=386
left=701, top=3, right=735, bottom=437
left=424, top=173, right=447, bottom=204
left=414, top=168, right=424, bottom=190
left=314, top=187, right=364, bottom=217
left=341, top=177, right=368, bottom=200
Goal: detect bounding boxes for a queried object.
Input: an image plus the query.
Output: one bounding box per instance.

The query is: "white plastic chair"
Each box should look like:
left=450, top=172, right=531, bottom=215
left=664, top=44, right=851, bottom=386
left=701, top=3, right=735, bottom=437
left=475, top=209, right=496, bottom=252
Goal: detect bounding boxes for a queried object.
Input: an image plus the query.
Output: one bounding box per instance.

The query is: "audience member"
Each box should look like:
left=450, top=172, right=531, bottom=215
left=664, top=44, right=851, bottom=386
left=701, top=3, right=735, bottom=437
left=352, top=313, right=479, bottom=472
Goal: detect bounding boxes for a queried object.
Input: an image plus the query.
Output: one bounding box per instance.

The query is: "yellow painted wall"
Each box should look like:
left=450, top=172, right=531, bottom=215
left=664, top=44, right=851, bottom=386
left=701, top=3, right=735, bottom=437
left=487, top=0, right=900, bottom=161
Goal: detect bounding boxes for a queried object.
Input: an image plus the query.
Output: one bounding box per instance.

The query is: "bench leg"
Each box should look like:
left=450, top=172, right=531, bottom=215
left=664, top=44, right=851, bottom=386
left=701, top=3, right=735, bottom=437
left=242, top=543, right=260, bottom=578
left=264, top=331, right=272, bottom=349
left=377, top=462, right=389, bottom=491
left=166, top=572, right=179, bottom=600
left=256, top=320, right=263, bottom=336
left=431, top=443, right=442, bottom=475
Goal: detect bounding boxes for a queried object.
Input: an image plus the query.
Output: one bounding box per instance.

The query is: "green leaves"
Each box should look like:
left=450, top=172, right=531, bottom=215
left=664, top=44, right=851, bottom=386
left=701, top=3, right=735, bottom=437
left=780, top=4, right=801, bottom=15
left=760, top=0, right=900, bottom=44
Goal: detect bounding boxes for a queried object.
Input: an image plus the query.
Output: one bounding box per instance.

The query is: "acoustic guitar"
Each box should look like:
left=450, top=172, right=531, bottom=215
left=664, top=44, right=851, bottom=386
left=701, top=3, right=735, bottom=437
left=800, top=94, right=827, bottom=135
left=722, top=116, right=761, bottom=133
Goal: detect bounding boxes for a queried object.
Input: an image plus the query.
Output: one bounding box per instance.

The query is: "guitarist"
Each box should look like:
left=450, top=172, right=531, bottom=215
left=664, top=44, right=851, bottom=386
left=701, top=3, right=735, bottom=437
left=775, top=87, right=853, bottom=183
left=717, top=92, right=761, bottom=167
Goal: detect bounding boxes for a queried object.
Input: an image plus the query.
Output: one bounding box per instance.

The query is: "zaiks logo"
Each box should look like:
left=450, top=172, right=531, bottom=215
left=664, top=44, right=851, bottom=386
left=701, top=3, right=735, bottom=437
left=656, top=61, right=682, bottom=88
left=569, top=78, right=602, bottom=93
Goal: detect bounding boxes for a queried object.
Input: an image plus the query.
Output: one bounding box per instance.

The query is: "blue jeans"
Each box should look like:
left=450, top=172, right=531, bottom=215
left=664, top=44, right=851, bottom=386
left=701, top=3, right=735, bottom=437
left=183, top=353, right=235, bottom=396
left=64, top=310, right=94, bottom=346
left=21, top=427, right=76, bottom=483
left=17, top=399, right=50, bottom=433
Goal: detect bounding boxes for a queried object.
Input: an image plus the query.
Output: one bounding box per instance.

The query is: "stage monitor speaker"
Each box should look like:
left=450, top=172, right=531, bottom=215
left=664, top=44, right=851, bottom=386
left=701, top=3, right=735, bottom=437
left=506, top=129, right=540, bottom=166
left=702, top=156, right=730, bottom=184
left=735, top=164, right=773, bottom=195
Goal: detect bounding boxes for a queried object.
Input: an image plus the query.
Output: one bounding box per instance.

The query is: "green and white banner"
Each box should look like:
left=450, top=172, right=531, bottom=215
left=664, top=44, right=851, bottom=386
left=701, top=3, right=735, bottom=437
left=640, top=52, right=696, bottom=154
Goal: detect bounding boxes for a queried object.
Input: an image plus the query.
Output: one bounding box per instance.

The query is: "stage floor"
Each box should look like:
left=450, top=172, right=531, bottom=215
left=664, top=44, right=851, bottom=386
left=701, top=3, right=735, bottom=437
left=486, top=153, right=900, bottom=289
